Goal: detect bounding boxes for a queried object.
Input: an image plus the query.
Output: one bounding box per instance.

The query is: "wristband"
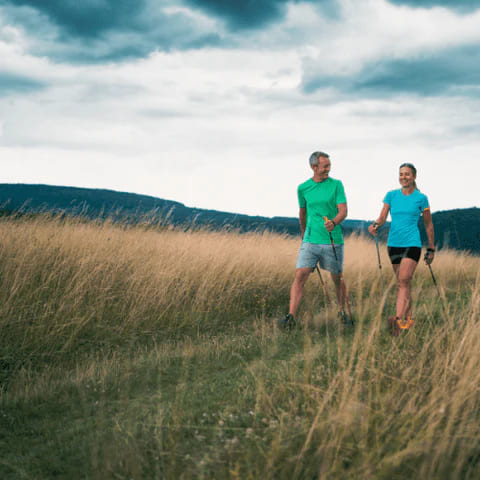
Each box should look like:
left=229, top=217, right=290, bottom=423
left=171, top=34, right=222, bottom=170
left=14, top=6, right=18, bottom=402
left=427, top=248, right=435, bottom=252
left=331, top=220, right=336, bottom=227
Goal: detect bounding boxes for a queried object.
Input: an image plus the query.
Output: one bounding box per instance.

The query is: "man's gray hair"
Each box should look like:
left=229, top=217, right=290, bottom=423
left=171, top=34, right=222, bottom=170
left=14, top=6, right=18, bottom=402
left=309, top=151, right=330, bottom=167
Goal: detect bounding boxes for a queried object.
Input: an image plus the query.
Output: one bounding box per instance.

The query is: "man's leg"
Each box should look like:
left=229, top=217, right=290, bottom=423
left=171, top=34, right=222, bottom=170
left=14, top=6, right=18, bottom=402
left=330, top=273, right=345, bottom=311
left=289, top=268, right=312, bottom=316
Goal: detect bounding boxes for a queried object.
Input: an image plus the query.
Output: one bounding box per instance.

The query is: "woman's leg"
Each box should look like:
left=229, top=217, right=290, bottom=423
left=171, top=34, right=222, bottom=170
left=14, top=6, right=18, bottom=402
left=393, top=257, right=418, bottom=319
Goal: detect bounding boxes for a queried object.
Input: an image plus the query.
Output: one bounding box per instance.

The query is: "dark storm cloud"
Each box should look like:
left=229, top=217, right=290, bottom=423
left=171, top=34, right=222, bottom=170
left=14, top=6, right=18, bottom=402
left=184, top=0, right=286, bottom=29
left=0, top=0, right=224, bottom=62
left=0, top=0, right=341, bottom=63
left=2, top=0, right=147, bottom=38
left=0, top=71, right=45, bottom=96
left=303, top=47, right=480, bottom=98
left=184, top=0, right=338, bottom=29
left=387, top=0, right=480, bottom=14
left=357, top=50, right=480, bottom=95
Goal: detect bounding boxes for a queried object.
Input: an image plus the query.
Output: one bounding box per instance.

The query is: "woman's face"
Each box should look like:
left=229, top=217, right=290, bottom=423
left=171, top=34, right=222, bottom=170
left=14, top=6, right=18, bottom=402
left=399, top=166, right=416, bottom=189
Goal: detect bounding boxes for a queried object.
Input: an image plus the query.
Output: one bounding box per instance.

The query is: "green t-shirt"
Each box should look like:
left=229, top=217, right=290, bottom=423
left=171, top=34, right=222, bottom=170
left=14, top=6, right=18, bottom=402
left=297, top=177, right=347, bottom=245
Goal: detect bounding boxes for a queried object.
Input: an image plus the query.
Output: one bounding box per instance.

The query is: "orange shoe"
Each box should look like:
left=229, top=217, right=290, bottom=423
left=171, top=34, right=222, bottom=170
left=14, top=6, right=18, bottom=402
left=397, top=316, right=414, bottom=330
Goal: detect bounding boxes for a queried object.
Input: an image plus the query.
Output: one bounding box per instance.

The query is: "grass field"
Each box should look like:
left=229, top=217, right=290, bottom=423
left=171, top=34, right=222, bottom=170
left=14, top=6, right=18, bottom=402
left=1, top=215, right=479, bottom=479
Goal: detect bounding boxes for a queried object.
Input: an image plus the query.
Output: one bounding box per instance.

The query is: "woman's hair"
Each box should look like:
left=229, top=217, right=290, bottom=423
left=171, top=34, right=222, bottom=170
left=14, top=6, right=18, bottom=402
left=309, top=151, right=330, bottom=167
left=400, top=162, right=418, bottom=190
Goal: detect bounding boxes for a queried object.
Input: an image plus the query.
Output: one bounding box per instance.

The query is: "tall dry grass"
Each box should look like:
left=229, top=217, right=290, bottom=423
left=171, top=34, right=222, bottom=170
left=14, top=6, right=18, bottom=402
left=0, top=215, right=296, bottom=372
left=1, top=214, right=479, bottom=479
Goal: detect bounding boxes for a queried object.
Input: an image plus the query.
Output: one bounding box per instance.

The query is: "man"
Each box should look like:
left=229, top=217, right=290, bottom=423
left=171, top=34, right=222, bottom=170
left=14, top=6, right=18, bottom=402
left=279, top=151, right=350, bottom=329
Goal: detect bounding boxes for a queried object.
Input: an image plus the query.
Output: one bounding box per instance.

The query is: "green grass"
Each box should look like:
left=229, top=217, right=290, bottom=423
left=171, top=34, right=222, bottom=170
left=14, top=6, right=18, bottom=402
left=1, top=216, right=480, bottom=479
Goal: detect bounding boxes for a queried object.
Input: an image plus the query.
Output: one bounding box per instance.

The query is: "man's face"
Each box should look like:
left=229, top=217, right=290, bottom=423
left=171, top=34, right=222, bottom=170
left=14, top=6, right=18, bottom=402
left=312, top=156, right=331, bottom=180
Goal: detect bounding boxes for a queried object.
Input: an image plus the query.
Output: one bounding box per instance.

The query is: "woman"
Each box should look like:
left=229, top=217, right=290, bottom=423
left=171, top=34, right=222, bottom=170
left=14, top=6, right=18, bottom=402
left=368, top=163, right=435, bottom=334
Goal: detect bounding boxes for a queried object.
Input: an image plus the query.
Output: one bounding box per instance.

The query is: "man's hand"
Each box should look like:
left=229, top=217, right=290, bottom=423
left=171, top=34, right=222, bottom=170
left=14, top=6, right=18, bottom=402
left=323, top=217, right=336, bottom=233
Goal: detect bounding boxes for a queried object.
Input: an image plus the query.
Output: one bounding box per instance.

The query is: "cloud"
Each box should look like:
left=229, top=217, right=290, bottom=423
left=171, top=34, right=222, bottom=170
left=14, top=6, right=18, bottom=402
left=0, top=0, right=343, bottom=63
left=182, top=0, right=339, bottom=30
left=0, top=0, right=225, bottom=62
left=356, top=47, right=480, bottom=96
left=0, top=71, right=45, bottom=95
left=302, top=45, right=480, bottom=97
left=297, top=1, right=480, bottom=99
left=2, top=0, right=147, bottom=38
left=184, top=0, right=290, bottom=29
left=387, top=1, right=480, bottom=14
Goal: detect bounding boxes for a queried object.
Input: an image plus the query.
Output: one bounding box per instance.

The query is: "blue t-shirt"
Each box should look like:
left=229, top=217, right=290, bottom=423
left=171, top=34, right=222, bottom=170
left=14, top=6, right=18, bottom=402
left=384, top=189, right=429, bottom=248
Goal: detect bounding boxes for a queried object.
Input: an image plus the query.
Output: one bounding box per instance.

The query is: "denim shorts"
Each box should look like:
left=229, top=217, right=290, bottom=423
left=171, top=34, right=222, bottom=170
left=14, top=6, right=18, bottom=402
left=295, top=241, right=344, bottom=274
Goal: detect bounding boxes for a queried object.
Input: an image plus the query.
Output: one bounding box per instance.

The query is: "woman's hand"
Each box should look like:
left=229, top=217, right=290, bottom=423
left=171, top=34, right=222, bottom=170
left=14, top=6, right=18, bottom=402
left=368, top=222, right=379, bottom=237
left=424, top=249, right=435, bottom=265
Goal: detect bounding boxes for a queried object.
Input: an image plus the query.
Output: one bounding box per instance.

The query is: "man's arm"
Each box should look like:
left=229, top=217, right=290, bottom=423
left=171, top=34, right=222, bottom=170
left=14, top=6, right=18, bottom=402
left=325, top=203, right=347, bottom=232
left=333, top=203, right=347, bottom=225
left=299, top=207, right=306, bottom=238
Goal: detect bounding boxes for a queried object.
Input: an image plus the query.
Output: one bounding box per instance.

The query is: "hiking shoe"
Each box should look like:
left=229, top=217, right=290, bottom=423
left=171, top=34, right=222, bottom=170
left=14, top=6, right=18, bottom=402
left=397, top=316, right=414, bottom=330
left=338, top=310, right=353, bottom=326
left=388, top=316, right=400, bottom=336
left=278, top=313, right=296, bottom=331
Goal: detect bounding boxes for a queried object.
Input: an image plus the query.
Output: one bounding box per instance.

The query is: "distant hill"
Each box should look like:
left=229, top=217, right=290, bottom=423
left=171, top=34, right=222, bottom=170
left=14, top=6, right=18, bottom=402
left=0, top=183, right=369, bottom=237
left=419, top=207, right=480, bottom=253
left=0, top=184, right=478, bottom=253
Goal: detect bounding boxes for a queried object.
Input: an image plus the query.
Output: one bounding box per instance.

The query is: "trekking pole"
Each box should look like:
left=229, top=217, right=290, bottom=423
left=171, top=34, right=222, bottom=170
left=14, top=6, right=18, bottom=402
left=323, top=217, right=353, bottom=323
left=315, top=263, right=332, bottom=306
left=425, top=253, right=448, bottom=318
left=375, top=234, right=386, bottom=294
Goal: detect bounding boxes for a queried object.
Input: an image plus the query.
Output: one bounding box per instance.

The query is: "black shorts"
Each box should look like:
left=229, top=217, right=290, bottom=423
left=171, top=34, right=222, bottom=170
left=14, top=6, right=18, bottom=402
left=387, top=246, right=421, bottom=264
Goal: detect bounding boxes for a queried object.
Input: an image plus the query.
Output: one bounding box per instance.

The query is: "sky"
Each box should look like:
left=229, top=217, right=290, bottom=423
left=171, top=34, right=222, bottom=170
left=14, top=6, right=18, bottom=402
left=0, top=0, right=479, bottom=221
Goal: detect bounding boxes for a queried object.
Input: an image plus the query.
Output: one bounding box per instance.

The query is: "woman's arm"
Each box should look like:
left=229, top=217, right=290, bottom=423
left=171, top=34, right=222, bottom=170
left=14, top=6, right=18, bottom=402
left=368, top=203, right=390, bottom=236
left=423, top=208, right=435, bottom=264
